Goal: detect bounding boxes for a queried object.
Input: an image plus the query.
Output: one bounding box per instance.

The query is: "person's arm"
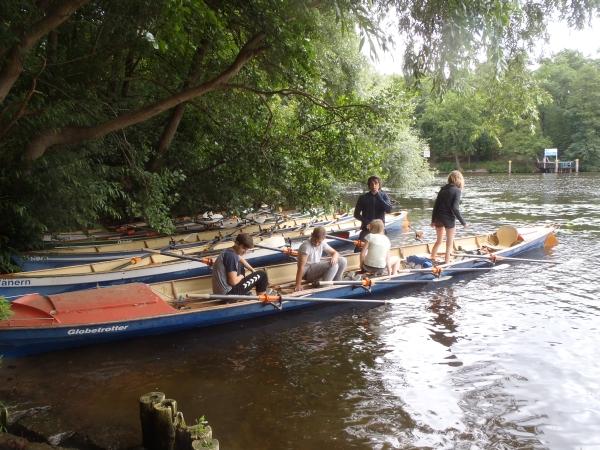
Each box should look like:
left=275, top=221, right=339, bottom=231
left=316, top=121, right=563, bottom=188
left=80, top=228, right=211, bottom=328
left=353, top=195, right=364, bottom=221
left=377, top=192, right=393, bottom=214
left=295, top=252, right=308, bottom=291
left=359, top=241, right=369, bottom=270
left=386, top=247, right=392, bottom=276
left=324, top=245, right=339, bottom=266
left=431, top=191, right=441, bottom=226
left=227, top=270, right=244, bottom=286
left=239, top=257, right=254, bottom=273
left=450, top=188, right=467, bottom=226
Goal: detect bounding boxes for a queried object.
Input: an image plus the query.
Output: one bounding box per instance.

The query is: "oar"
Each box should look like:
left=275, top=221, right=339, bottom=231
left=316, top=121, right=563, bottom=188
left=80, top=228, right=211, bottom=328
left=408, top=225, right=424, bottom=241
left=325, top=234, right=364, bottom=247
left=451, top=253, right=559, bottom=264
left=185, top=293, right=402, bottom=305
left=253, top=243, right=298, bottom=256
left=398, top=264, right=511, bottom=274
left=143, top=248, right=215, bottom=265
left=318, top=276, right=452, bottom=287
left=113, top=245, right=172, bottom=270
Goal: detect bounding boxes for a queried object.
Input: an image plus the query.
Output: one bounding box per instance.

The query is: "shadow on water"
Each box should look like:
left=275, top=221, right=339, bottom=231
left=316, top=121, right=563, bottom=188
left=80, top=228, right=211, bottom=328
left=2, top=173, right=600, bottom=449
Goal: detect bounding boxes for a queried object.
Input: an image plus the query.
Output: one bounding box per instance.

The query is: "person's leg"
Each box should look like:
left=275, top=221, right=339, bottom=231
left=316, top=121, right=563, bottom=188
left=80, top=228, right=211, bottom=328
left=389, top=255, right=400, bottom=274
left=229, top=270, right=269, bottom=296
left=444, top=227, right=456, bottom=263
left=332, top=256, right=347, bottom=280
left=430, top=226, right=445, bottom=260
left=304, top=259, right=347, bottom=282
left=303, top=262, right=332, bottom=282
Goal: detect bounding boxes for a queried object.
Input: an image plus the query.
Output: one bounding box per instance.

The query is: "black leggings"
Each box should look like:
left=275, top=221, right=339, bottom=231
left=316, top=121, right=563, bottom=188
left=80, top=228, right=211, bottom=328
left=230, top=270, right=269, bottom=295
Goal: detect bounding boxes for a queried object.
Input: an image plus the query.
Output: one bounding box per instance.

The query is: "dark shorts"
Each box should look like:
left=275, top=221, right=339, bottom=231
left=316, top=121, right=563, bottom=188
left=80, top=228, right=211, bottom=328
left=363, top=263, right=385, bottom=273
left=434, top=217, right=456, bottom=229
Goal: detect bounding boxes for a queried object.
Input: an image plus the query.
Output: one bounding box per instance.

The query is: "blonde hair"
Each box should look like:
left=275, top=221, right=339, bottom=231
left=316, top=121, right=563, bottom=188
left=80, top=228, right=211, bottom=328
left=368, top=219, right=384, bottom=234
left=447, top=170, right=465, bottom=189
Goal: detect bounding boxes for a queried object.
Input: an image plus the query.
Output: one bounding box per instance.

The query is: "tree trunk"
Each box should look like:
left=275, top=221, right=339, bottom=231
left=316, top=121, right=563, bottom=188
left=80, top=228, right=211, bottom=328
left=454, top=153, right=461, bottom=170
left=147, top=43, right=209, bottom=173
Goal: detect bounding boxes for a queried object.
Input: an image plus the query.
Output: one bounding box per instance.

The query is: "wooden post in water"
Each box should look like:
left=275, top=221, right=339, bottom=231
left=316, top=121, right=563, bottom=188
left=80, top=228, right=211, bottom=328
left=555, top=158, right=559, bottom=173
left=576, top=159, right=579, bottom=173
left=508, top=160, right=512, bottom=174
left=140, top=392, right=219, bottom=450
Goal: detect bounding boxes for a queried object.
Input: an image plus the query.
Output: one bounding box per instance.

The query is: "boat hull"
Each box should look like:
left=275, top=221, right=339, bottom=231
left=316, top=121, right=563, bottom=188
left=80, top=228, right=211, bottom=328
left=13, top=212, right=406, bottom=271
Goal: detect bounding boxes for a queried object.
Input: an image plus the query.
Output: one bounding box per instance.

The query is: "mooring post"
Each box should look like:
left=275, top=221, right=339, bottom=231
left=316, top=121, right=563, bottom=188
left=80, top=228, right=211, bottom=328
left=508, top=160, right=512, bottom=174
left=576, top=159, right=579, bottom=173
left=140, top=392, right=219, bottom=450
left=555, top=158, right=559, bottom=173
left=140, top=392, right=166, bottom=450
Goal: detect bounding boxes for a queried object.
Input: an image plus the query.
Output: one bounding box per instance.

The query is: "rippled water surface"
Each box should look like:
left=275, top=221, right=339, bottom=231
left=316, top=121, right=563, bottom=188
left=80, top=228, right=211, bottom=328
left=1, top=173, right=600, bottom=449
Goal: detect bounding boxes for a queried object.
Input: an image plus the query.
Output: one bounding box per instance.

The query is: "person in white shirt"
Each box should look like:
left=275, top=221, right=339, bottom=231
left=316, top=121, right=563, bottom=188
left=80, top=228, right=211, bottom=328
left=295, top=226, right=347, bottom=291
left=359, top=219, right=400, bottom=275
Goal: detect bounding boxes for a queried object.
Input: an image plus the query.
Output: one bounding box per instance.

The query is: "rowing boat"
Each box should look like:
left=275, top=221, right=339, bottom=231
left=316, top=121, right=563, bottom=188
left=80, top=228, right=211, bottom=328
left=15, top=211, right=401, bottom=271
left=37, top=210, right=309, bottom=249
left=0, top=212, right=409, bottom=298
left=0, top=225, right=557, bottom=358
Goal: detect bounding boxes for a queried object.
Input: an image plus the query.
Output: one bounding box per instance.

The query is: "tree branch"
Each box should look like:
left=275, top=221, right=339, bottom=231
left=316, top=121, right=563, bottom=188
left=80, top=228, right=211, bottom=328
left=22, top=31, right=268, bottom=165
left=0, top=0, right=91, bottom=103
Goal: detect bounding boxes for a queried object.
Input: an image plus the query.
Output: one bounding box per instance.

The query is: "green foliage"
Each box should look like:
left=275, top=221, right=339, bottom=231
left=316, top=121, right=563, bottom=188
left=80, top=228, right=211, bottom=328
left=1, top=0, right=599, bottom=262
left=537, top=51, right=600, bottom=169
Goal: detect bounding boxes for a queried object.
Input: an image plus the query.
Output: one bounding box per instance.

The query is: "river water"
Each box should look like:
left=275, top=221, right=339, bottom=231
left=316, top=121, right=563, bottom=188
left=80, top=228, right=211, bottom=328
left=1, top=173, right=599, bottom=449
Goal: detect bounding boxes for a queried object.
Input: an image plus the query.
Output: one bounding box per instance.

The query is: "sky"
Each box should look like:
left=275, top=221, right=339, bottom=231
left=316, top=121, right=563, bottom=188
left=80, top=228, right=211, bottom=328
left=367, top=18, right=600, bottom=74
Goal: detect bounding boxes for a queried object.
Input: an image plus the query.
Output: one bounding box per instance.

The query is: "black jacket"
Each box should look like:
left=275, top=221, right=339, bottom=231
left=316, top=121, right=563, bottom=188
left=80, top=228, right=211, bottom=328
left=354, top=191, right=393, bottom=231
left=431, top=184, right=466, bottom=226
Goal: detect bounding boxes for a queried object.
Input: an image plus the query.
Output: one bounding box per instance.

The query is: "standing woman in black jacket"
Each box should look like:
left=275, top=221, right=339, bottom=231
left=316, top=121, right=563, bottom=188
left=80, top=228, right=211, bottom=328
left=430, top=171, right=470, bottom=264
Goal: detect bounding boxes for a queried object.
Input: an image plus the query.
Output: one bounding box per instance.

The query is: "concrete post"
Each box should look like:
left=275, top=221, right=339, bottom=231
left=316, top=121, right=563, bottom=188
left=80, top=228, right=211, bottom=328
left=576, top=159, right=579, bottom=172
left=555, top=159, right=559, bottom=173
left=508, top=160, right=512, bottom=174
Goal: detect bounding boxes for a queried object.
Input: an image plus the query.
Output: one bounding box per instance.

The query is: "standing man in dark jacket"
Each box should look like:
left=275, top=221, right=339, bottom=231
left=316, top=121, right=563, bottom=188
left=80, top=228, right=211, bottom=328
left=353, top=175, right=393, bottom=252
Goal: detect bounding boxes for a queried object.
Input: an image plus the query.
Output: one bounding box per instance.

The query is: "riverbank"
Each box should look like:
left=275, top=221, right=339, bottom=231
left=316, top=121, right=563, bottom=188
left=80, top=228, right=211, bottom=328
left=2, top=404, right=141, bottom=449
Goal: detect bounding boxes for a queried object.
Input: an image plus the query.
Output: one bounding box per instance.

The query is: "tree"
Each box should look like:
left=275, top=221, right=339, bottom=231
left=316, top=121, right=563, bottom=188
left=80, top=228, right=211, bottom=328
left=538, top=51, right=600, bottom=169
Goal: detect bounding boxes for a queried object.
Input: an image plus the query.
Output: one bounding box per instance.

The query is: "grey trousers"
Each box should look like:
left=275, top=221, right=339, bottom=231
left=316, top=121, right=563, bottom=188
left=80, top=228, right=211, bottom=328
left=303, top=256, right=348, bottom=282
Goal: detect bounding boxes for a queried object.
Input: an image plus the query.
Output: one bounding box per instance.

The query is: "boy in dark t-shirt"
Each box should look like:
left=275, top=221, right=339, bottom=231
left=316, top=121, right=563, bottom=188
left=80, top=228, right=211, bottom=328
left=212, top=233, right=269, bottom=302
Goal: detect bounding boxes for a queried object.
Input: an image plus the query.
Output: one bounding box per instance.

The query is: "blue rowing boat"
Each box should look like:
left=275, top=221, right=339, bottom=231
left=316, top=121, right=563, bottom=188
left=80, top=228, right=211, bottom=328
left=13, top=212, right=376, bottom=271
left=0, top=225, right=556, bottom=358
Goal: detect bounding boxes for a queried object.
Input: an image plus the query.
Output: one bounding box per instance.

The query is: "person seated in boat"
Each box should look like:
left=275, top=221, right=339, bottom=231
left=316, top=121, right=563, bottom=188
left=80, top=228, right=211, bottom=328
left=295, top=226, right=348, bottom=291
left=212, top=233, right=269, bottom=302
left=359, top=219, right=400, bottom=275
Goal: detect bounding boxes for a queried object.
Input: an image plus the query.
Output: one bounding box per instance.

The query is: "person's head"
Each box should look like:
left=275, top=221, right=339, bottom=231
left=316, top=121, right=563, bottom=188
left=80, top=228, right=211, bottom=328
left=234, top=233, right=254, bottom=254
left=447, top=170, right=465, bottom=189
left=367, top=175, right=382, bottom=193
left=368, top=219, right=384, bottom=234
left=310, top=226, right=327, bottom=247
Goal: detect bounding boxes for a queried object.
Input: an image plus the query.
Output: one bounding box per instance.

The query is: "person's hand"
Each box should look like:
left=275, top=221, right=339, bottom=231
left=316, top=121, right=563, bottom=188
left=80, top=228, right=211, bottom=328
left=464, top=223, right=470, bottom=229
left=294, top=284, right=304, bottom=292
left=329, top=253, right=338, bottom=266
